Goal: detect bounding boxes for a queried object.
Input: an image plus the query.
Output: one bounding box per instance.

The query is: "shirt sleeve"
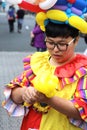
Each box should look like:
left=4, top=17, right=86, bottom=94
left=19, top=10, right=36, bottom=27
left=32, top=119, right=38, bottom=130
left=69, top=75, right=87, bottom=129
left=2, top=72, right=30, bottom=116
left=2, top=55, right=34, bottom=116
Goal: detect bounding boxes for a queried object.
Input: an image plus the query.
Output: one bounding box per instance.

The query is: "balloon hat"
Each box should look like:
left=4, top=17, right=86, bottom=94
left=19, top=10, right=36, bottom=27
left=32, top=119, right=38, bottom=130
left=6, top=0, right=87, bottom=33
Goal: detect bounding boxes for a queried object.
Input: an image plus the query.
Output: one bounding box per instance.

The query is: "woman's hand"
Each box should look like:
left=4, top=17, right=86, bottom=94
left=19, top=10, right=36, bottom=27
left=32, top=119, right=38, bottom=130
left=22, top=86, right=49, bottom=105
left=11, top=85, right=49, bottom=105
left=22, top=86, right=37, bottom=104
left=34, top=91, right=49, bottom=103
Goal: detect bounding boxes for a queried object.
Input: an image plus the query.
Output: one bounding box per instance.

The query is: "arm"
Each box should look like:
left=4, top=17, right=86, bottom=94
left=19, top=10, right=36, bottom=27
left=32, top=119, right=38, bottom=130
left=11, top=86, right=26, bottom=104
left=32, top=92, right=81, bottom=119
left=11, top=87, right=81, bottom=119
left=46, top=96, right=81, bottom=119
left=2, top=55, right=35, bottom=116
left=32, top=74, right=87, bottom=122
left=11, top=86, right=38, bottom=105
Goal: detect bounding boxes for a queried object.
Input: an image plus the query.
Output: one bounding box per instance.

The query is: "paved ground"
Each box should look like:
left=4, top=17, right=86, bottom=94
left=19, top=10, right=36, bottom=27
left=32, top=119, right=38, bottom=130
left=0, top=51, right=31, bottom=130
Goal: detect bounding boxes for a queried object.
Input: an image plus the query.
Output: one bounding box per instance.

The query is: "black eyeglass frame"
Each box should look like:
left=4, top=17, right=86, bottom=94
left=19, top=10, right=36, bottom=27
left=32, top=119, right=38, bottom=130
left=45, top=38, right=75, bottom=51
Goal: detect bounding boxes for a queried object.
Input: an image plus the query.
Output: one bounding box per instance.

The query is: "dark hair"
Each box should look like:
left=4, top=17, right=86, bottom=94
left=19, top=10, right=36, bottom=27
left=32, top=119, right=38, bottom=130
left=45, top=21, right=79, bottom=38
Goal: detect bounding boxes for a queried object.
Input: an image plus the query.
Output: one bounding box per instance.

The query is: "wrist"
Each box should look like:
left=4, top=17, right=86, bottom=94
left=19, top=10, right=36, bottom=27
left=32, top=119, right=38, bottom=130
left=11, top=87, right=26, bottom=104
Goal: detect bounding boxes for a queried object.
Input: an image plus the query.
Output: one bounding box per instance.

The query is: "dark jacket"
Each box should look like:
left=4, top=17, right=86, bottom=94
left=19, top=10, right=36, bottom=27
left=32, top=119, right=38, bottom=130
left=17, top=9, right=25, bottom=19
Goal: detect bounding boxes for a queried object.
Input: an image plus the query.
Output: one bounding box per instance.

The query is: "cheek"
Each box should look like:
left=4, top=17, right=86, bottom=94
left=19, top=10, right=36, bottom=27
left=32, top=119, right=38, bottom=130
left=63, top=49, right=74, bottom=59
left=61, top=52, right=69, bottom=61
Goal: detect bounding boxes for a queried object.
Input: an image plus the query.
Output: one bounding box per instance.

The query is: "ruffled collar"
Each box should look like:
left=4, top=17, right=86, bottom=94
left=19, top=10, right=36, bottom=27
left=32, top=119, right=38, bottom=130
left=54, top=53, right=87, bottom=78
left=30, top=51, right=55, bottom=75
left=25, top=51, right=87, bottom=87
left=31, top=51, right=87, bottom=76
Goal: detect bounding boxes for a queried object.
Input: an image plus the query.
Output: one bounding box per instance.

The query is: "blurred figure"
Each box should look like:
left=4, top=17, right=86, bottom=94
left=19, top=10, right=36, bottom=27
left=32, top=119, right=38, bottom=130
left=7, top=5, right=15, bottom=32
left=0, top=0, right=2, bottom=11
left=30, top=23, right=46, bottom=52
left=16, top=7, right=25, bottom=33
left=1, top=0, right=6, bottom=12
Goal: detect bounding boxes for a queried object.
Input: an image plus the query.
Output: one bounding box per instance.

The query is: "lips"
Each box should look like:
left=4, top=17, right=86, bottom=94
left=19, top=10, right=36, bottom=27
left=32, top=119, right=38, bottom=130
left=53, top=54, right=62, bottom=58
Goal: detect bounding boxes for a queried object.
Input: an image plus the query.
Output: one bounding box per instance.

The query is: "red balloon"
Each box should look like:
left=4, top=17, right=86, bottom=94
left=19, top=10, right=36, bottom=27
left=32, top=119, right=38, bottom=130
left=67, top=0, right=76, bottom=4
left=18, top=1, right=45, bottom=13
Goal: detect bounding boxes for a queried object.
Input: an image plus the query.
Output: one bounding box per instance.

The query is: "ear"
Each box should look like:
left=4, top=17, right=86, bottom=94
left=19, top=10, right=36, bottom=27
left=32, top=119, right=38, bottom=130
left=74, top=36, right=80, bottom=46
left=76, top=36, right=80, bottom=42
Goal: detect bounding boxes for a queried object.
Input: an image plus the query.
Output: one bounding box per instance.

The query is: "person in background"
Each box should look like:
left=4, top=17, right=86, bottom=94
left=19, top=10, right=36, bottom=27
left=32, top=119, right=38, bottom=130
left=1, top=0, right=6, bottom=12
left=30, top=23, right=46, bottom=52
left=2, top=1, right=87, bottom=130
left=7, top=5, right=15, bottom=33
left=16, top=7, right=25, bottom=33
left=0, top=0, right=2, bottom=11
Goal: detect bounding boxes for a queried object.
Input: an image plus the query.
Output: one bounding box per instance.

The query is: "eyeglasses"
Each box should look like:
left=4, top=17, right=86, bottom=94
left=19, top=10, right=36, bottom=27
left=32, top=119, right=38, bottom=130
left=45, top=38, right=75, bottom=51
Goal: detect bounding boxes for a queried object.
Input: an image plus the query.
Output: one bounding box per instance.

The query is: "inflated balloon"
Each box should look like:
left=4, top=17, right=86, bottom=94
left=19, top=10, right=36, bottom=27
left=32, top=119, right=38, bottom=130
left=36, top=12, right=47, bottom=31
left=47, top=10, right=68, bottom=22
left=39, top=0, right=57, bottom=10
left=35, top=0, right=87, bottom=33
left=36, top=10, right=68, bottom=31
left=32, top=73, right=58, bottom=98
left=67, top=0, right=76, bottom=4
left=69, top=16, right=87, bottom=33
left=6, top=0, right=45, bottom=12
left=18, top=1, right=44, bottom=13
left=6, top=0, right=57, bottom=12
left=6, top=0, right=87, bottom=35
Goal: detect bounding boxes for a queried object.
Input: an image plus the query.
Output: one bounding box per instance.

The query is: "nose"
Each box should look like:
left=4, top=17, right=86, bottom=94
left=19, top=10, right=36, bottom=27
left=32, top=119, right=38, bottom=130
left=53, top=45, right=60, bottom=52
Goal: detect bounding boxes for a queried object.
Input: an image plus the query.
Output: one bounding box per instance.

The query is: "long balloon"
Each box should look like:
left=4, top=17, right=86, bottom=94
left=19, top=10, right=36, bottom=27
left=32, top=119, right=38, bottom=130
left=18, top=1, right=45, bottom=13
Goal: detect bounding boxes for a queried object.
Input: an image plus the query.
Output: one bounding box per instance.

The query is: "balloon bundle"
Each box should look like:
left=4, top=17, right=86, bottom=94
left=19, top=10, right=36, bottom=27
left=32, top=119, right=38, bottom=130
left=6, top=0, right=87, bottom=33
left=35, top=0, right=87, bottom=33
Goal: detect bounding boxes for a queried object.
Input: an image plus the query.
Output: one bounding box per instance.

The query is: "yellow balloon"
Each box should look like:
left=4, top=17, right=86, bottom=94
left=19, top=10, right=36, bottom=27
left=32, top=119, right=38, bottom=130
left=47, top=10, right=68, bottom=22
left=36, top=12, right=47, bottom=31
left=69, top=16, right=87, bottom=33
left=36, top=10, right=68, bottom=31
left=32, top=73, right=58, bottom=98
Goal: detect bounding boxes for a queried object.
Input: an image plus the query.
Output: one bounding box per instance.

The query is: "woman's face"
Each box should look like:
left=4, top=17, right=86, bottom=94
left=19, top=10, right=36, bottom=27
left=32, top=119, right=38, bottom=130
left=45, top=36, right=79, bottom=65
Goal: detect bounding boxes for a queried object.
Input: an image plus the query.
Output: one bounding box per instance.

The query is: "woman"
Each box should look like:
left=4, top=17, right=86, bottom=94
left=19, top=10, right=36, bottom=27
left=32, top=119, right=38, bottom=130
left=2, top=1, right=87, bottom=130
